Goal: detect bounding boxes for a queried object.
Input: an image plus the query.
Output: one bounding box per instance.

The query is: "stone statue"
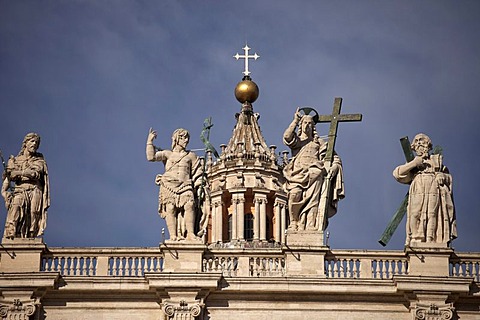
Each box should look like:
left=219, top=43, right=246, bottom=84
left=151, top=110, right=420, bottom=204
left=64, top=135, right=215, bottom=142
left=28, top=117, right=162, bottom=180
left=283, top=109, right=344, bottom=232
left=393, top=133, right=456, bottom=246
left=1, top=133, right=50, bottom=239
left=146, top=128, right=204, bottom=241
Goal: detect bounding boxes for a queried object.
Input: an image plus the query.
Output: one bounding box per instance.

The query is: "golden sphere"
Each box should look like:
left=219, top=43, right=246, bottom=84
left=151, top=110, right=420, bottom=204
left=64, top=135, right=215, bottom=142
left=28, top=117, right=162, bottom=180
left=234, top=79, right=259, bottom=104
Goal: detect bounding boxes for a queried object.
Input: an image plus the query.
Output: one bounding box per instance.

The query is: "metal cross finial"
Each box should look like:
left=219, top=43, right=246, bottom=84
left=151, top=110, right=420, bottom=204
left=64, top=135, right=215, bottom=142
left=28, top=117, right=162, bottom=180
left=234, top=45, right=260, bottom=76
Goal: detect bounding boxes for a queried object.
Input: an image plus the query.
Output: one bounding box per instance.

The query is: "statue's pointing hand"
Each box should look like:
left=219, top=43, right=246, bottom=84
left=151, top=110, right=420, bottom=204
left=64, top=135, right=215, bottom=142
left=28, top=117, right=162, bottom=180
left=147, top=128, right=157, bottom=144
left=294, top=107, right=302, bottom=123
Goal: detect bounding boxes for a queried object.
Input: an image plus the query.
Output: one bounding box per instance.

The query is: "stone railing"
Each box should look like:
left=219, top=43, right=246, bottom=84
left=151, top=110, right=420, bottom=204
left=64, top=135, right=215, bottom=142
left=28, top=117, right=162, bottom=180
left=38, top=247, right=480, bottom=282
left=450, top=252, right=480, bottom=282
left=325, top=250, right=409, bottom=279
left=41, top=247, right=164, bottom=276
left=203, top=248, right=286, bottom=277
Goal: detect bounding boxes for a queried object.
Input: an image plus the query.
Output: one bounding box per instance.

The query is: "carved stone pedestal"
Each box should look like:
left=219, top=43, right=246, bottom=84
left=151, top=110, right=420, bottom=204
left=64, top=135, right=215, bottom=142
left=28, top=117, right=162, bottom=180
left=285, top=230, right=324, bottom=247
left=0, top=238, right=45, bottom=273
left=406, top=245, right=453, bottom=277
left=284, top=230, right=328, bottom=276
left=160, top=240, right=206, bottom=272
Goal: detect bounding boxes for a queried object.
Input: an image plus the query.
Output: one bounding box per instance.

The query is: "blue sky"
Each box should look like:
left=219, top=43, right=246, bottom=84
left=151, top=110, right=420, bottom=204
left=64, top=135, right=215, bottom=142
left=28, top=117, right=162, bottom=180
left=1, top=0, right=479, bottom=251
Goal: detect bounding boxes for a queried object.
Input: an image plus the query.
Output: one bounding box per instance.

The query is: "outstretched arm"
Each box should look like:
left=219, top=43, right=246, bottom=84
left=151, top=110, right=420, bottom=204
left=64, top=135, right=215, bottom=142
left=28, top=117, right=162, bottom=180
left=146, top=128, right=158, bottom=161
left=283, top=108, right=302, bottom=144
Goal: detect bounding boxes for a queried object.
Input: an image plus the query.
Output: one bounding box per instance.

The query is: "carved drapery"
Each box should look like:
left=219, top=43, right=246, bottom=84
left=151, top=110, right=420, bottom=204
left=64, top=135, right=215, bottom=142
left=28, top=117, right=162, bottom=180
left=0, top=299, right=37, bottom=320
left=162, top=300, right=203, bottom=320
left=413, top=303, right=454, bottom=320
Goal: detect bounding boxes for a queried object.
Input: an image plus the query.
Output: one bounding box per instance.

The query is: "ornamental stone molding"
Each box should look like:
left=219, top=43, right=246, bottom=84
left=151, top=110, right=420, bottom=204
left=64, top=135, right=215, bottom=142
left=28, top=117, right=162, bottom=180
left=413, top=303, right=454, bottom=320
left=0, top=299, right=38, bottom=320
left=162, top=300, right=204, bottom=320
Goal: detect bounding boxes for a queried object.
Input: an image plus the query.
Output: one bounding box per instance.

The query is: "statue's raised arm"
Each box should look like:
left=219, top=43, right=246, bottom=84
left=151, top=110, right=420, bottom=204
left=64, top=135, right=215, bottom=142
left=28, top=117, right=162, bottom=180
left=146, top=128, right=202, bottom=242
left=283, top=109, right=344, bottom=233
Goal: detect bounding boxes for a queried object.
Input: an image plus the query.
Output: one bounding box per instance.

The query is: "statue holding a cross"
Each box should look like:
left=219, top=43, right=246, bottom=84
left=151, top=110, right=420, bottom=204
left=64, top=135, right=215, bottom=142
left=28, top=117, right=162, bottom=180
left=393, top=133, right=457, bottom=246
left=283, top=98, right=361, bottom=232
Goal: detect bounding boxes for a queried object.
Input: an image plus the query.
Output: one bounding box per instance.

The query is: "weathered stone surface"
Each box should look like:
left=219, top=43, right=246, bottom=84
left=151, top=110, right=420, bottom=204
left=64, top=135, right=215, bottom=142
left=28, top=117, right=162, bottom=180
left=2, top=133, right=50, bottom=240
left=393, top=133, right=457, bottom=247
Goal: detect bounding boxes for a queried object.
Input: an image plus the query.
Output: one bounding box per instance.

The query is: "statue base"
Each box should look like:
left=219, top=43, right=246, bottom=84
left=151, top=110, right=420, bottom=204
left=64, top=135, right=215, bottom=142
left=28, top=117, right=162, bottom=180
left=285, top=230, right=325, bottom=248
left=160, top=241, right=206, bottom=272
left=284, top=230, right=328, bottom=276
left=0, top=237, right=46, bottom=273
left=408, top=240, right=449, bottom=249
left=405, top=245, right=453, bottom=277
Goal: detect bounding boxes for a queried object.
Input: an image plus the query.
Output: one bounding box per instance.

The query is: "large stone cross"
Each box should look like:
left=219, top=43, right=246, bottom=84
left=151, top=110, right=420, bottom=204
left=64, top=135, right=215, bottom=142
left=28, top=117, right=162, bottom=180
left=233, top=45, right=260, bottom=77
left=318, top=97, right=363, bottom=163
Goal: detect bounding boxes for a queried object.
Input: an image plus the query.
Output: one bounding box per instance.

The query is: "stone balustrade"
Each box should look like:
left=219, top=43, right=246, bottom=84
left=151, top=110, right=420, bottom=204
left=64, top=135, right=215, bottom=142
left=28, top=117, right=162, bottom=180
left=40, top=247, right=164, bottom=276
left=450, top=252, right=480, bottom=282
left=325, top=250, right=408, bottom=279
left=34, top=247, right=480, bottom=282
left=202, top=248, right=286, bottom=277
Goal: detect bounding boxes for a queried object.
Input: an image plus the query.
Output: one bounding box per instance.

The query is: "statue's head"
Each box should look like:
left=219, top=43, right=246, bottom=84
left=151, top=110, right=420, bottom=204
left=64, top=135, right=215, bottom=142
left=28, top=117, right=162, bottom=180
left=171, top=128, right=190, bottom=150
left=411, top=133, right=432, bottom=156
left=20, top=132, right=41, bottom=155
left=298, top=115, right=317, bottom=138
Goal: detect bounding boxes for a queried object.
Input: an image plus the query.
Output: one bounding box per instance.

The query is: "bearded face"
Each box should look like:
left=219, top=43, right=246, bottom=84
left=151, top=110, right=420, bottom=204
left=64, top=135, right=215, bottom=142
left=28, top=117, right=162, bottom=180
left=412, top=134, right=432, bottom=157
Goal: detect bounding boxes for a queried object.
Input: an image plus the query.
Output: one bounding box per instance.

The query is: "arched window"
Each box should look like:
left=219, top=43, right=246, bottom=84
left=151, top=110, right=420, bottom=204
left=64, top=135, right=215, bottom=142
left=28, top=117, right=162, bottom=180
left=244, top=213, right=254, bottom=241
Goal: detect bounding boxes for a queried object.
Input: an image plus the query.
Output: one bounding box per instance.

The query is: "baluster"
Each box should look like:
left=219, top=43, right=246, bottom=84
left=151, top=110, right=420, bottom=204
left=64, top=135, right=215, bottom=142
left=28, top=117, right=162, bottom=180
left=202, top=258, right=207, bottom=272
left=150, top=257, right=156, bottom=273
left=328, top=260, right=334, bottom=278
left=115, top=257, right=121, bottom=276
left=333, top=260, right=339, bottom=278
left=147, top=257, right=153, bottom=272
left=386, top=260, right=393, bottom=278
left=80, top=257, right=86, bottom=275
left=372, top=260, right=378, bottom=278
left=466, top=261, right=473, bottom=277
left=136, top=257, right=141, bottom=276
left=344, top=259, right=350, bottom=278
left=75, top=257, right=81, bottom=275
left=83, top=257, right=88, bottom=275
left=350, top=259, right=356, bottom=278
left=128, top=257, right=133, bottom=276
left=141, top=257, right=145, bottom=275
left=390, top=259, right=396, bottom=276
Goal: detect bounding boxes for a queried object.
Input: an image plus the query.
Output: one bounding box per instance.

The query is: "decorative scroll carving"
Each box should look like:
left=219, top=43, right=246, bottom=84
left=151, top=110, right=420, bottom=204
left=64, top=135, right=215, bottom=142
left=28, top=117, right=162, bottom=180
left=413, top=303, right=454, bottom=320
left=0, top=299, right=37, bottom=320
left=162, top=300, right=204, bottom=320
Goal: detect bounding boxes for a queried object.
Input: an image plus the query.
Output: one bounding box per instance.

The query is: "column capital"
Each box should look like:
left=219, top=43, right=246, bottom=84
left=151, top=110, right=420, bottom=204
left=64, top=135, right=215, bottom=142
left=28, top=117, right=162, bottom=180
left=0, top=298, right=38, bottom=320
left=162, top=300, right=204, bottom=320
